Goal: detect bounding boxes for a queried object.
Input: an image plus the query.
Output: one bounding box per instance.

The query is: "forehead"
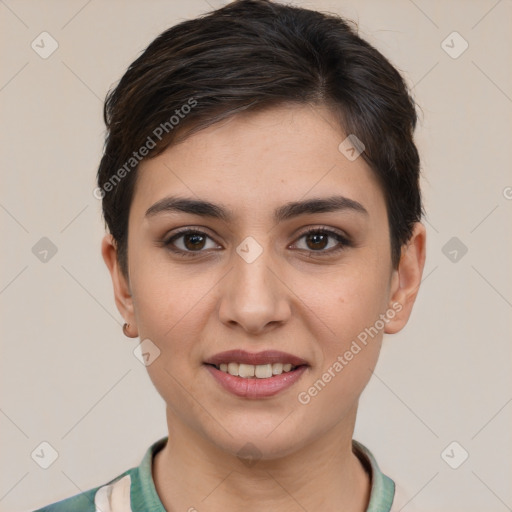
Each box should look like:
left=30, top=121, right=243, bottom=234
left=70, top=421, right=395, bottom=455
left=130, top=104, right=386, bottom=224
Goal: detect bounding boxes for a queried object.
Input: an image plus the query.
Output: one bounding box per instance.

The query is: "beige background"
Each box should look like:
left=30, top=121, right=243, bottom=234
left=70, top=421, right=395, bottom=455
left=1, top=0, right=511, bottom=511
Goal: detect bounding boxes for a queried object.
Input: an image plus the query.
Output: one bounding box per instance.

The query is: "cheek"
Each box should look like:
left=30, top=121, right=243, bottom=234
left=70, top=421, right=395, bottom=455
left=291, top=260, right=390, bottom=404
left=129, top=264, right=210, bottom=413
left=129, top=268, right=194, bottom=371
left=130, top=255, right=206, bottom=335
left=128, top=257, right=230, bottom=382
left=293, top=262, right=391, bottom=346
left=294, top=270, right=387, bottom=419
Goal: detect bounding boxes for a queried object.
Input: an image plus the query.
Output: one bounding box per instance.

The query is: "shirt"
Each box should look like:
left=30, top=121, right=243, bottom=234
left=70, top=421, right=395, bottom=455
left=32, top=437, right=396, bottom=512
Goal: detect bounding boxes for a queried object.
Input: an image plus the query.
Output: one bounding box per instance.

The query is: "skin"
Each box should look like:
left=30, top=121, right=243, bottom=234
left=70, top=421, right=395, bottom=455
left=102, top=104, right=426, bottom=512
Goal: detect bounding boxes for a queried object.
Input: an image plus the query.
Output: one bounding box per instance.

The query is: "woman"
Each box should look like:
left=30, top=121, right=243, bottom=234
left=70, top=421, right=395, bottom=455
left=34, top=0, right=426, bottom=510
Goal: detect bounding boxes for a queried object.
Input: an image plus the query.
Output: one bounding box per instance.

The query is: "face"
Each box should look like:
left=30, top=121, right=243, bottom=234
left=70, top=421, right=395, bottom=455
left=103, top=104, right=425, bottom=460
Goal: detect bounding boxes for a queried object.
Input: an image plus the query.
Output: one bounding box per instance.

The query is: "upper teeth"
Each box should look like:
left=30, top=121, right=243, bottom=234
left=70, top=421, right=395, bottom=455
left=217, top=362, right=296, bottom=378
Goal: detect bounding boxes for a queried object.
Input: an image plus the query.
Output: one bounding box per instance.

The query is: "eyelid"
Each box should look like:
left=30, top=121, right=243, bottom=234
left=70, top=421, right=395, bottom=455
left=292, top=225, right=350, bottom=242
left=165, top=226, right=218, bottom=240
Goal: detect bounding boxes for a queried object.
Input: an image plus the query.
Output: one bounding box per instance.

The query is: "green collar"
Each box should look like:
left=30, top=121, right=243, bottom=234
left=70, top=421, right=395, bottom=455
left=132, top=437, right=395, bottom=511
left=353, top=439, right=395, bottom=511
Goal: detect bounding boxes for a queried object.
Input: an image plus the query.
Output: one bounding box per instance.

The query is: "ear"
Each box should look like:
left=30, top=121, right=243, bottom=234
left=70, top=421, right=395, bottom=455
left=101, top=233, right=138, bottom=333
left=384, top=222, right=427, bottom=334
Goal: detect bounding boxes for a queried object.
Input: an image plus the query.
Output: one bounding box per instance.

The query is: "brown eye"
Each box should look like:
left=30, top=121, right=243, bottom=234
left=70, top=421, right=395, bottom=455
left=293, top=228, right=351, bottom=254
left=164, top=229, right=220, bottom=255
left=305, top=232, right=329, bottom=251
left=183, top=233, right=206, bottom=251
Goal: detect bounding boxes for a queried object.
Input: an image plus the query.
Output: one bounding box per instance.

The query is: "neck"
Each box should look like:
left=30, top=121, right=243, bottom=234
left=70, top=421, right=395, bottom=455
left=153, top=406, right=371, bottom=512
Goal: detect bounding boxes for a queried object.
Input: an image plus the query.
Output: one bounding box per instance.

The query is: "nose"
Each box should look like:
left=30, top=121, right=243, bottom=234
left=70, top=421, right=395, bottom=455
left=217, top=242, right=292, bottom=335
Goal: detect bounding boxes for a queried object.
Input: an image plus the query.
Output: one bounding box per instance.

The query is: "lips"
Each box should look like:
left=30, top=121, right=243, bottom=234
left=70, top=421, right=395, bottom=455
left=203, top=349, right=309, bottom=398
left=204, top=349, right=309, bottom=367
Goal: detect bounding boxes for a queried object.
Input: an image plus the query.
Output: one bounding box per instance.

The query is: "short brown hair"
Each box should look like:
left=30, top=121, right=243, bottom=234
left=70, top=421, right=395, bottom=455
left=97, top=0, right=423, bottom=277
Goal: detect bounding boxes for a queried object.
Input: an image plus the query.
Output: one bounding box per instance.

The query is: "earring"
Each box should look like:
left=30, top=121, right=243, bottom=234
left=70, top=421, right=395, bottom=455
left=122, top=323, right=132, bottom=337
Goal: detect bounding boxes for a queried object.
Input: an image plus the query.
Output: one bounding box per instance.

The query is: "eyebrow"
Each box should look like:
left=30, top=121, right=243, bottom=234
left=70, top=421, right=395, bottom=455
left=145, top=194, right=368, bottom=223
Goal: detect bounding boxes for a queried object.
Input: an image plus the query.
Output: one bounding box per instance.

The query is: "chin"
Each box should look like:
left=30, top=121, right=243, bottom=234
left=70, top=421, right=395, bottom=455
left=201, top=418, right=313, bottom=462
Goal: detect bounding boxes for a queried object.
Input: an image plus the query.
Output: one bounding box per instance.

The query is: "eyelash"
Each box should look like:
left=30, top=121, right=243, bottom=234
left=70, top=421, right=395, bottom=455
left=162, top=226, right=352, bottom=258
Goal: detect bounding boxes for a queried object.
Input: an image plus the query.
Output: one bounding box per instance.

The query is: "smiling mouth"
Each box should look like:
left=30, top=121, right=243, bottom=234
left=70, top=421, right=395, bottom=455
left=205, top=362, right=303, bottom=379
